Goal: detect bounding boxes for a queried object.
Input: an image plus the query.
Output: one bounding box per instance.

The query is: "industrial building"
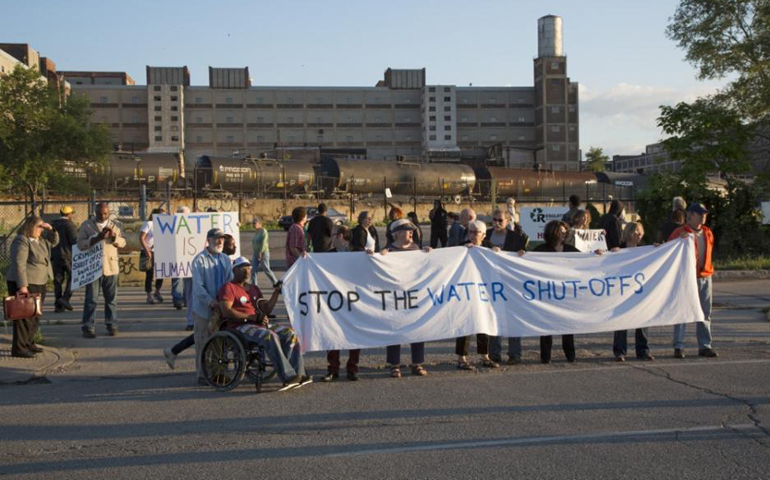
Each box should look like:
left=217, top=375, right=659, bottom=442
left=4, top=15, right=580, bottom=170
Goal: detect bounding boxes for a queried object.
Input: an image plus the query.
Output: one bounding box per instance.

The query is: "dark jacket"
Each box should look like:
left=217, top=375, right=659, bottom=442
left=533, top=243, right=580, bottom=253
left=351, top=225, right=379, bottom=252
left=598, top=201, right=624, bottom=250
left=657, top=219, right=683, bottom=244
left=51, top=217, right=78, bottom=263
left=484, top=224, right=529, bottom=252
left=429, top=207, right=447, bottom=229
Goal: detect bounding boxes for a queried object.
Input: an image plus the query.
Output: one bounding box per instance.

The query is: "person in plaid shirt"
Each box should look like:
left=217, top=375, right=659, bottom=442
left=285, top=207, right=307, bottom=269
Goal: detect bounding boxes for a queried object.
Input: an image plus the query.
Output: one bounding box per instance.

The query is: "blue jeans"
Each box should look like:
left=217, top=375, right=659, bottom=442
left=234, top=324, right=306, bottom=382
left=489, top=336, right=523, bottom=361
left=171, top=278, right=187, bottom=305
left=184, top=278, right=194, bottom=327
left=82, top=274, right=118, bottom=332
left=251, top=250, right=279, bottom=286
left=673, top=276, right=713, bottom=350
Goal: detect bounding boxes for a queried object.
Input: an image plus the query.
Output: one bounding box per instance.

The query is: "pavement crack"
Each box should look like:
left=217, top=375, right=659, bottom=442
left=633, top=364, right=770, bottom=449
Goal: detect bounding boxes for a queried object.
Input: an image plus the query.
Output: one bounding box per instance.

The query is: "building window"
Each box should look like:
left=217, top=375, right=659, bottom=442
left=569, top=126, right=576, bottom=131
left=444, top=135, right=452, bottom=140
left=444, top=115, right=451, bottom=121
left=551, top=106, right=560, bottom=113
left=99, top=97, right=107, bottom=103
left=489, top=98, right=496, bottom=103
left=196, top=97, right=202, bottom=104
left=196, top=117, right=202, bottom=123
left=170, top=96, right=178, bottom=102
left=289, top=135, right=295, bottom=142
left=154, top=106, right=162, bottom=111
left=171, top=126, right=179, bottom=132
left=429, top=87, right=436, bottom=93
left=287, top=97, right=293, bottom=104
left=346, top=117, right=353, bottom=123
left=444, top=125, right=451, bottom=131
left=406, top=135, right=412, bottom=141
left=154, top=126, right=162, bottom=132
left=154, top=116, right=162, bottom=121
left=171, top=106, right=178, bottom=111
left=429, top=126, right=436, bottom=131
left=226, top=116, right=234, bottom=123
left=154, top=96, right=161, bottom=101
left=490, top=135, right=498, bottom=141
left=375, top=135, right=382, bottom=141
left=518, top=117, right=526, bottom=122
left=461, top=116, right=468, bottom=122
left=170, top=86, right=178, bottom=92
left=429, top=116, right=436, bottom=122
left=444, top=96, right=451, bottom=102
left=257, top=116, right=264, bottom=123
left=131, top=96, right=139, bottom=103
left=429, top=97, right=436, bottom=103
left=490, top=116, right=497, bottom=122
left=155, top=136, right=162, bottom=141
left=257, top=135, right=264, bottom=142
left=317, top=135, right=324, bottom=142
left=429, top=107, right=436, bottom=112
left=569, top=106, right=576, bottom=112
left=226, top=97, right=233, bottom=104
left=346, top=136, right=353, bottom=142
left=226, top=135, right=234, bottom=142
left=551, top=61, right=559, bottom=70
left=462, top=98, right=468, bottom=104
left=171, top=136, right=179, bottom=141
left=196, top=136, right=202, bottom=142
left=374, top=97, right=381, bottom=104
left=444, top=87, right=450, bottom=92
left=553, top=145, right=560, bottom=151
left=375, top=116, right=383, bottom=123
left=171, top=116, right=178, bottom=121
left=444, top=106, right=451, bottom=112
left=287, top=117, right=294, bottom=123
left=461, top=135, right=468, bottom=141
left=153, top=86, right=161, bottom=91
left=429, top=135, right=437, bottom=141
left=256, top=97, right=263, bottom=104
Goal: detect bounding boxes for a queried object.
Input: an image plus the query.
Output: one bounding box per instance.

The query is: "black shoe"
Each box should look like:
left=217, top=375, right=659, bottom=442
left=11, top=350, right=35, bottom=358
left=28, top=345, right=43, bottom=353
left=82, top=330, right=96, bottom=339
left=489, top=356, right=502, bottom=364
left=698, top=348, right=719, bottom=358
left=322, top=373, right=339, bottom=382
left=540, top=358, right=551, bottom=365
left=61, top=299, right=73, bottom=311
left=638, top=353, right=655, bottom=361
left=185, top=325, right=194, bottom=331
left=347, top=372, right=359, bottom=381
left=566, top=356, right=577, bottom=363
left=173, top=302, right=183, bottom=310
left=107, top=327, right=118, bottom=336
left=615, top=355, right=626, bottom=362
left=674, top=348, right=685, bottom=359
left=506, top=356, right=522, bottom=365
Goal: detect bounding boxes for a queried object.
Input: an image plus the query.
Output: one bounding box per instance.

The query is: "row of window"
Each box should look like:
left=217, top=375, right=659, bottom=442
left=154, top=135, right=180, bottom=142
left=190, top=135, right=420, bottom=143
left=427, top=87, right=452, bottom=93
left=152, top=86, right=179, bottom=92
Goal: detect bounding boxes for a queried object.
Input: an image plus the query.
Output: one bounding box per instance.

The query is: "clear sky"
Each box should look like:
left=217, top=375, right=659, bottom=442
left=3, top=0, right=728, bottom=158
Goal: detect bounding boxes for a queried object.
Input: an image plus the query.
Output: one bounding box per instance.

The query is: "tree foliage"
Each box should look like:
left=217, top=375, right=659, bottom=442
left=0, top=65, right=111, bottom=199
left=584, top=146, right=608, bottom=172
left=667, top=0, right=770, bottom=122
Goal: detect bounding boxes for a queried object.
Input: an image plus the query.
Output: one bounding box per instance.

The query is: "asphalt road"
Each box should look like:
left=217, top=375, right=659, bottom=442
left=1, top=261, right=769, bottom=478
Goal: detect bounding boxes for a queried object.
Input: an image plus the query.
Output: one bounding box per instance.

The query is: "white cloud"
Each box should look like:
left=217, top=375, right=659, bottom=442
left=578, top=82, right=725, bottom=157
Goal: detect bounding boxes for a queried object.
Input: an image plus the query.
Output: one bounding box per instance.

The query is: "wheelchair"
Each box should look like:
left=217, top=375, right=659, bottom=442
left=200, top=316, right=278, bottom=393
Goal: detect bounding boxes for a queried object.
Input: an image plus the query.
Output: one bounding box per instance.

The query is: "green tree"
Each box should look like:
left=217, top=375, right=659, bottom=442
left=667, top=0, right=770, bottom=122
left=0, top=65, right=111, bottom=202
left=584, top=146, right=608, bottom=172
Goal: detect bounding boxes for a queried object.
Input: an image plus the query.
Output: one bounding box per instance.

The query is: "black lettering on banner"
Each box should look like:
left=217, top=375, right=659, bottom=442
left=299, top=292, right=308, bottom=316
left=346, top=291, right=360, bottom=311
left=393, top=290, right=408, bottom=310
left=407, top=289, right=419, bottom=309
left=373, top=290, right=390, bottom=310
left=327, top=291, right=344, bottom=312
left=308, top=291, right=328, bottom=313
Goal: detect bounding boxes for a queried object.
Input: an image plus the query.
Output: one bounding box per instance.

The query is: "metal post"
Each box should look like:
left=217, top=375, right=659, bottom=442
left=193, top=164, right=198, bottom=212
left=165, top=181, right=171, bottom=213
left=349, top=175, right=355, bottom=223
left=139, top=184, right=147, bottom=221
left=383, top=177, right=388, bottom=223
left=602, top=183, right=607, bottom=215
left=491, top=179, right=497, bottom=210
left=412, top=177, right=417, bottom=215
left=90, top=190, right=97, bottom=218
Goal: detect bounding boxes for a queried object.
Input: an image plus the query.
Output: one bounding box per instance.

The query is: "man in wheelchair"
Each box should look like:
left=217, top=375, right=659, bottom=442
left=217, top=257, right=312, bottom=391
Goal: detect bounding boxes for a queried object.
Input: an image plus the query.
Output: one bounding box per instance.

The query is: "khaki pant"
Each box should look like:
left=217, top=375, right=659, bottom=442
left=193, top=312, right=212, bottom=382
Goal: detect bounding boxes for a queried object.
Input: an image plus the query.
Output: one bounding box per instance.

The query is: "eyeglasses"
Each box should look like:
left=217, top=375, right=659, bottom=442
left=493, top=218, right=504, bottom=222
left=468, top=230, right=481, bottom=234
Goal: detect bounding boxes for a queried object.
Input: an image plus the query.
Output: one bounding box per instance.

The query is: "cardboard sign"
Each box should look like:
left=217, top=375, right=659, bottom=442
left=572, top=229, right=608, bottom=252
left=70, top=242, right=104, bottom=290
left=519, top=207, right=569, bottom=241
left=152, top=211, right=240, bottom=278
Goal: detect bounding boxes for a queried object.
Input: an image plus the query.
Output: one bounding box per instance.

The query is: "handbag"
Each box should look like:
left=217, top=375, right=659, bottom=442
left=139, top=250, right=151, bottom=272
left=3, top=292, right=42, bottom=321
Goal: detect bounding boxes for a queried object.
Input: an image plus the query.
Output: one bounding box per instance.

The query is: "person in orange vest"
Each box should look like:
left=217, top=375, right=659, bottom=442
left=668, top=202, right=717, bottom=359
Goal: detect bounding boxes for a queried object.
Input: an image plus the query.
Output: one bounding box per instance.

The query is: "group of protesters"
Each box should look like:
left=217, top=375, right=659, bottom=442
left=5, top=194, right=715, bottom=393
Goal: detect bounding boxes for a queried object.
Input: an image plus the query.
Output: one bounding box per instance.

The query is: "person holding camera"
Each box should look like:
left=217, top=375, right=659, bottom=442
left=77, top=202, right=126, bottom=338
left=6, top=215, right=58, bottom=358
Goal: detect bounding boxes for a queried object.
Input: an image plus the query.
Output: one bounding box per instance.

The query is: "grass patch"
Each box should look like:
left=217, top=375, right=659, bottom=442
left=714, top=256, right=770, bottom=271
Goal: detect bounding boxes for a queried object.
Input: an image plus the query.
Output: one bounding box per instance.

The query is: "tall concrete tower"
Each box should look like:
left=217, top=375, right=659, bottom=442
left=534, top=15, right=579, bottom=170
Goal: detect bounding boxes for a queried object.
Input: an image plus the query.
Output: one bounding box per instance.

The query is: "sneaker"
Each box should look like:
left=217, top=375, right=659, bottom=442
left=82, top=330, right=96, bottom=339
left=566, top=356, right=577, bottom=363
left=674, top=349, right=685, bottom=359
left=297, top=375, right=314, bottom=387
left=698, top=348, right=719, bottom=358
left=638, top=353, right=655, bottom=361
left=279, top=374, right=302, bottom=391
left=107, top=327, right=118, bottom=336
left=153, top=292, right=164, bottom=303
left=615, top=355, right=626, bottom=362
left=146, top=295, right=155, bottom=305
left=322, top=373, right=339, bottom=382
left=346, top=372, right=359, bottom=381
left=185, top=325, right=194, bottom=331
left=163, top=348, right=176, bottom=370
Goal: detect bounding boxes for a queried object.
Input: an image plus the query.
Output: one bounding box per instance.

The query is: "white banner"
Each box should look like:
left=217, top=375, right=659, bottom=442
left=282, top=239, right=704, bottom=352
left=572, top=229, right=608, bottom=252
left=152, top=211, right=240, bottom=278
left=762, top=202, right=770, bottom=225
left=70, top=242, right=104, bottom=290
left=519, top=207, right=569, bottom=241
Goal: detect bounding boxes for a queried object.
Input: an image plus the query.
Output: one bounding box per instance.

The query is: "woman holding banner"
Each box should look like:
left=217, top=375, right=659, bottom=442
left=612, top=222, right=654, bottom=362
left=379, top=219, right=431, bottom=377
left=565, top=209, right=591, bottom=249
left=351, top=211, right=379, bottom=253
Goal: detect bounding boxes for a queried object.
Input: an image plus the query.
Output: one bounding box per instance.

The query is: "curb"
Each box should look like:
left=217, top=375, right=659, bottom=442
left=0, top=346, right=76, bottom=385
left=714, top=270, right=770, bottom=281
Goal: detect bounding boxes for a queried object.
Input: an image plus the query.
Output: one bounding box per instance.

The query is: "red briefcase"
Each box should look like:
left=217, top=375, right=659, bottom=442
left=3, top=292, right=42, bottom=321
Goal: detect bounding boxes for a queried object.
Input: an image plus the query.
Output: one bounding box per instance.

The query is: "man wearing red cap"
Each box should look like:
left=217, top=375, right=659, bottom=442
left=668, top=202, right=717, bottom=359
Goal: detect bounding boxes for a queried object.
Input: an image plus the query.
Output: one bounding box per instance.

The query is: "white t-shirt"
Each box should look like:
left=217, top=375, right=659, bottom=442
left=365, top=229, right=376, bottom=252
left=140, top=221, right=154, bottom=249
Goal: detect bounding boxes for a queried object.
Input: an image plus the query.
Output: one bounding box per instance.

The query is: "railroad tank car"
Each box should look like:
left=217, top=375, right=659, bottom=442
left=195, top=155, right=315, bottom=195
left=474, top=167, right=596, bottom=199
left=319, top=158, right=476, bottom=196
left=89, top=152, right=181, bottom=191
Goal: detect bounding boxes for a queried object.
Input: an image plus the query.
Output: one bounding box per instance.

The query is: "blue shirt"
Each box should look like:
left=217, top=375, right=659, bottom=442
left=191, top=249, right=233, bottom=318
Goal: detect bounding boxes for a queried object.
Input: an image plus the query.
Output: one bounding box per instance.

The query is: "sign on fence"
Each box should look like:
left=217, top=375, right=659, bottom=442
left=70, top=242, right=104, bottom=290
left=519, top=207, right=569, bottom=241
left=152, top=211, right=240, bottom=278
left=572, top=229, right=608, bottom=252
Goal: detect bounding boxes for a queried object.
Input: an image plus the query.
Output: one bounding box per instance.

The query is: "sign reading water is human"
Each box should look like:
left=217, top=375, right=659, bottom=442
left=152, top=211, right=240, bottom=279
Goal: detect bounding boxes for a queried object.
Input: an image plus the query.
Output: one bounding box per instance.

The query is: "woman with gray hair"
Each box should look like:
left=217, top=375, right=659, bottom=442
left=351, top=210, right=379, bottom=253
left=5, top=215, right=59, bottom=358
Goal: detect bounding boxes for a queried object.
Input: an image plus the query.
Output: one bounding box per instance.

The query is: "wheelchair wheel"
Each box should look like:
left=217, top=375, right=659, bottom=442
left=201, top=331, right=246, bottom=392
